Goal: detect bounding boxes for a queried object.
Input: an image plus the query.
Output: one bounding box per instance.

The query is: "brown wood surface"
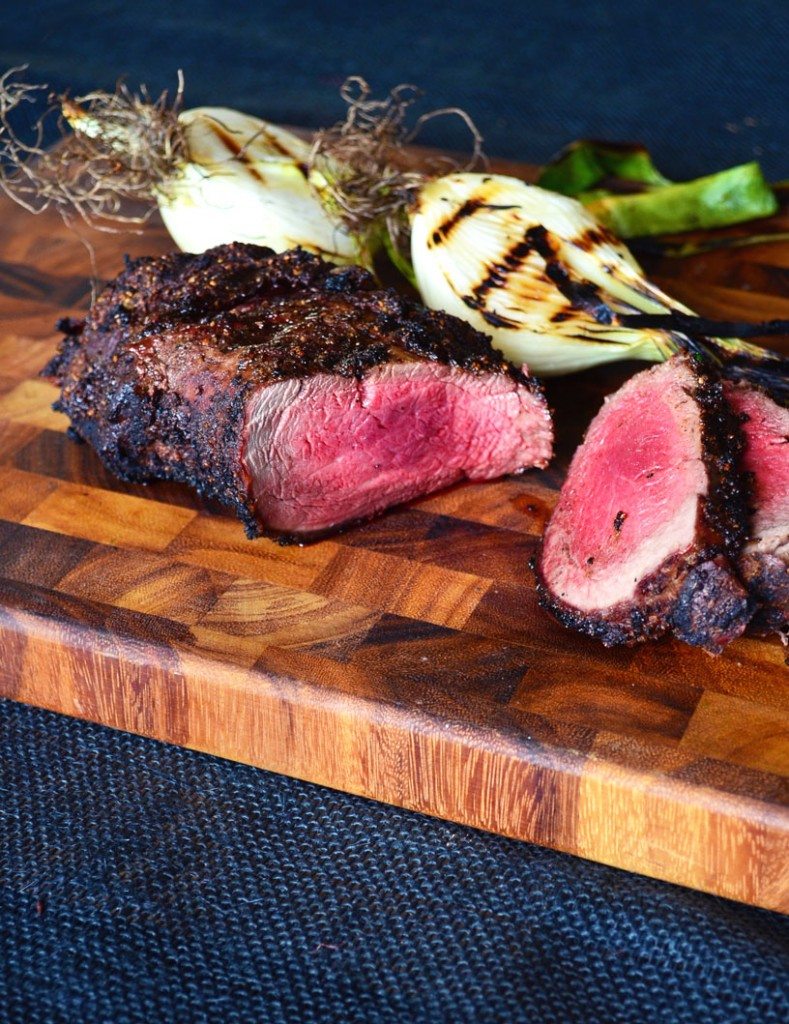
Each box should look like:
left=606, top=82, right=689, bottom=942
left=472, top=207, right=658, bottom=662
left=0, top=161, right=787, bottom=912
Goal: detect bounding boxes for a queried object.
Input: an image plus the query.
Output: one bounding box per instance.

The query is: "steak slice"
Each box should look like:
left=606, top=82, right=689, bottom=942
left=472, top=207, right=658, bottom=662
left=536, top=355, right=753, bottom=653
left=726, top=381, right=789, bottom=639
left=45, top=243, right=553, bottom=538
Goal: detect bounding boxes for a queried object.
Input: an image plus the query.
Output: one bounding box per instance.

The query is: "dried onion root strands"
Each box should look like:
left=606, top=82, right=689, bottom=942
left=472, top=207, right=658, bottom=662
left=308, top=76, right=485, bottom=258
left=0, top=68, right=484, bottom=259
left=0, top=65, right=186, bottom=230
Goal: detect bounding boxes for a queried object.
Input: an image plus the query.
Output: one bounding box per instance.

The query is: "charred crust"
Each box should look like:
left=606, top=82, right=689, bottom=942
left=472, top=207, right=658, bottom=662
left=739, top=552, right=789, bottom=637
left=670, top=556, right=754, bottom=652
left=55, top=317, right=85, bottom=336
left=693, top=365, right=749, bottom=557
left=535, top=545, right=752, bottom=651
left=76, top=243, right=533, bottom=385
left=724, top=379, right=789, bottom=638
left=41, top=331, right=84, bottom=384
left=535, top=547, right=699, bottom=647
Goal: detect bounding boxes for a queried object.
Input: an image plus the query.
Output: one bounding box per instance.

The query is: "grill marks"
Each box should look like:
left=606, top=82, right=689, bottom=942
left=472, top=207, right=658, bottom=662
left=429, top=199, right=519, bottom=247
left=425, top=184, right=618, bottom=333
left=209, top=123, right=266, bottom=185
left=452, top=215, right=615, bottom=331
left=460, top=235, right=537, bottom=330
left=523, top=226, right=614, bottom=325
left=473, top=238, right=535, bottom=301
left=207, top=120, right=310, bottom=185
left=460, top=299, right=519, bottom=330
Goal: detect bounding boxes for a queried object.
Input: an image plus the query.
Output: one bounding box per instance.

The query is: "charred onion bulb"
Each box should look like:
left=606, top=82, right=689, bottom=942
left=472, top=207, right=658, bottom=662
left=0, top=68, right=481, bottom=268
left=409, top=172, right=789, bottom=384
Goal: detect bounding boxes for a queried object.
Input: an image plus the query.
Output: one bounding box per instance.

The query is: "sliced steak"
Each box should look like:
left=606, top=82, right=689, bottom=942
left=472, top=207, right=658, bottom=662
left=726, top=381, right=789, bottom=638
left=45, top=243, right=553, bottom=538
left=536, top=355, right=753, bottom=653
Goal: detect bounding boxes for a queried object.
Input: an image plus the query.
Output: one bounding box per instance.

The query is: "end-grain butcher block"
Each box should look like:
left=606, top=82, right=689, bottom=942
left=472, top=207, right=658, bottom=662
left=537, top=355, right=753, bottom=653
left=45, top=243, right=553, bottom=539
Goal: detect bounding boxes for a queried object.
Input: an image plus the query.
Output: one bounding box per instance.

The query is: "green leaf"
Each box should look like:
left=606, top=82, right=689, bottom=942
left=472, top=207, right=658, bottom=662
left=537, top=143, right=607, bottom=196
left=537, top=140, right=670, bottom=195
left=593, top=143, right=671, bottom=186
left=584, top=162, right=778, bottom=237
left=538, top=139, right=778, bottom=239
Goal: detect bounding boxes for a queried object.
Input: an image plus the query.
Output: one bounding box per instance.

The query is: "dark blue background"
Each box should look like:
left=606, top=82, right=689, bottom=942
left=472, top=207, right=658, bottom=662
left=1, top=3, right=788, bottom=1022
left=3, top=0, right=786, bottom=178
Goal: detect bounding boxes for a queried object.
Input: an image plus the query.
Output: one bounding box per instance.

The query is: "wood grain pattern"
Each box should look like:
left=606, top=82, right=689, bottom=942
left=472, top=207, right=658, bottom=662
left=0, top=165, right=787, bottom=912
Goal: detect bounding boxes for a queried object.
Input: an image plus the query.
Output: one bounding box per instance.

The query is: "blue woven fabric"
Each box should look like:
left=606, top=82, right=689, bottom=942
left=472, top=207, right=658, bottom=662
left=1, top=698, right=787, bottom=1024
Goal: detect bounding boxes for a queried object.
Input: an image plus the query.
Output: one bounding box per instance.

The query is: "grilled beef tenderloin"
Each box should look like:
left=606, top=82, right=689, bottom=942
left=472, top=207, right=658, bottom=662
left=45, top=243, right=553, bottom=539
left=536, top=355, right=754, bottom=654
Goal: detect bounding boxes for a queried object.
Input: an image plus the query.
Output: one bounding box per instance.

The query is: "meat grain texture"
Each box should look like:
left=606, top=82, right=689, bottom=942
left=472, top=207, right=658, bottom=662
left=45, top=243, right=553, bottom=539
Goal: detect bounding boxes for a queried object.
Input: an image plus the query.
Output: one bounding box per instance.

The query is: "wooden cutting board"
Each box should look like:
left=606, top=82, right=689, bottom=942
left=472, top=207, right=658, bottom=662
left=0, top=163, right=787, bottom=913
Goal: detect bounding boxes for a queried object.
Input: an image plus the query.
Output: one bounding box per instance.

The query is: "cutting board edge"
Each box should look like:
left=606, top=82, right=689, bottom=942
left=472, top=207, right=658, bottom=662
left=2, top=601, right=786, bottom=913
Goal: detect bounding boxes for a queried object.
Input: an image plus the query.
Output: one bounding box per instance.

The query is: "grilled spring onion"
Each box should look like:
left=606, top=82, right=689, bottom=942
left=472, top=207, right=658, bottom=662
left=412, top=173, right=673, bottom=373
left=0, top=69, right=362, bottom=263
left=1, top=71, right=785, bottom=387
left=65, top=102, right=365, bottom=263
left=0, top=70, right=488, bottom=272
left=537, top=140, right=778, bottom=238
left=160, top=109, right=362, bottom=262
left=410, top=172, right=788, bottom=380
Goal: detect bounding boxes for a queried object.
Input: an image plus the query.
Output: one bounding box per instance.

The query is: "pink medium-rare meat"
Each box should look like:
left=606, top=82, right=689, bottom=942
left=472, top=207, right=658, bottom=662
left=45, top=243, right=553, bottom=539
left=726, top=381, right=789, bottom=637
left=536, top=355, right=753, bottom=653
left=244, top=361, right=548, bottom=534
